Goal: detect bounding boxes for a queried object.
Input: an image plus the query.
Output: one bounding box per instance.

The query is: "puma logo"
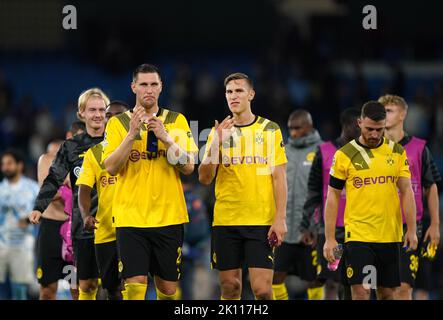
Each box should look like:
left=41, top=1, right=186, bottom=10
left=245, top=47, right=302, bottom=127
left=354, top=162, right=364, bottom=168
left=268, top=255, right=274, bottom=263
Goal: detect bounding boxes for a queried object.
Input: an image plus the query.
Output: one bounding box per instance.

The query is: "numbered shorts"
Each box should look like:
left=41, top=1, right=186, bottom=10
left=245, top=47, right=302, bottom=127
left=116, top=225, right=184, bottom=281
left=399, top=222, right=423, bottom=286
left=36, top=218, right=70, bottom=285
left=211, top=226, right=274, bottom=271
left=344, top=241, right=401, bottom=288
left=274, top=242, right=318, bottom=282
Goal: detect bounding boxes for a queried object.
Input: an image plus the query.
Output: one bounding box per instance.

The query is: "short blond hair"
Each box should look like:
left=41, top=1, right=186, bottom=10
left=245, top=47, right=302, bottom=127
left=77, top=88, right=110, bottom=121
left=378, top=94, right=408, bottom=111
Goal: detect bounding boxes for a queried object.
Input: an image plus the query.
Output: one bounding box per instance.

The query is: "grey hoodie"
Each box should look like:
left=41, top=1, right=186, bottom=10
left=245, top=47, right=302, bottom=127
left=284, top=130, right=322, bottom=244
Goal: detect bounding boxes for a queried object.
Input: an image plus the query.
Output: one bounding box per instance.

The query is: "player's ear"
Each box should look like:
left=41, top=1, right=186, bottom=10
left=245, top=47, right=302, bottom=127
left=400, top=109, right=407, bottom=121
left=131, top=81, right=136, bottom=94
left=248, top=89, right=255, bottom=101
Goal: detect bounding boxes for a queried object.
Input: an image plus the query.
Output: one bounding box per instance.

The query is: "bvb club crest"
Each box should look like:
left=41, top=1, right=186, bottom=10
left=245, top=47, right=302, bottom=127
left=386, top=155, right=394, bottom=166
left=255, top=132, right=264, bottom=144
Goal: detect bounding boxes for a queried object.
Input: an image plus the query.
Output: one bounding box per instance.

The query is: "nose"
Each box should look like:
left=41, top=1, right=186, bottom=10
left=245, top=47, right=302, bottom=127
left=94, top=110, right=103, bottom=118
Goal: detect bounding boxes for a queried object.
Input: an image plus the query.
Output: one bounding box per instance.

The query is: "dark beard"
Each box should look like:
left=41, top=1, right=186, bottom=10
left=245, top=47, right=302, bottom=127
left=2, top=171, right=18, bottom=180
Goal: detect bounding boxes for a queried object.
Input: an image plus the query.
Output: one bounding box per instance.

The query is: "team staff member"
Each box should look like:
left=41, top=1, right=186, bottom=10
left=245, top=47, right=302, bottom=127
left=103, top=64, right=198, bottom=300
left=77, top=101, right=129, bottom=300
left=199, top=72, right=287, bottom=300
left=272, top=109, right=323, bottom=301
left=323, top=101, right=418, bottom=300
left=30, top=88, right=109, bottom=300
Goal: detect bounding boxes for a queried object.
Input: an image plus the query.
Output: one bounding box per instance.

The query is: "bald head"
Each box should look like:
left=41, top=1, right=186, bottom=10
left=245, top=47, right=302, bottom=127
left=46, top=140, right=63, bottom=157
left=287, top=109, right=314, bottom=139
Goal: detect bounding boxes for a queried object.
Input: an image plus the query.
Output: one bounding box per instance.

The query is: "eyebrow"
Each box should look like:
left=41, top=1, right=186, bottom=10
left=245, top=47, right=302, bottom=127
left=226, top=88, right=246, bottom=92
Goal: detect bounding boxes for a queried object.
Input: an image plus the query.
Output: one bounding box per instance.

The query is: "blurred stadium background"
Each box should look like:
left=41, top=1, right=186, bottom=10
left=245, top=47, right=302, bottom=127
left=1, top=0, right=443, bottom=299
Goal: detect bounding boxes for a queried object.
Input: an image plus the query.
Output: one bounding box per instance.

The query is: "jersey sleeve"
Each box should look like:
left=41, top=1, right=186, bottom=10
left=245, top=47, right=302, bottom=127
left=268, top=127, right=287, bottom=167
left=329, top=150, right=348, bottom=190
left=329, top=150, right=348, bottom=180
left=76, top=149, right=96, bottom=188
left=398, top=149, right=411, bottom=179
left=170, top=113, right=198, bottom=153
left=302, top=148, right=323, bottom=230
left=102, top=117, right=124, bottom=162
left=421, top=146, right=442, bottom=188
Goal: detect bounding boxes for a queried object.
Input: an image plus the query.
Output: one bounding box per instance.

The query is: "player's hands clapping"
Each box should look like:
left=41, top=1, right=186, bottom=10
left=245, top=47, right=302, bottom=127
left=147, top=116, right=169, bottom=143
left=213, top=115, right=235, bottom=146
left=128, top=105, right=147, bottom=140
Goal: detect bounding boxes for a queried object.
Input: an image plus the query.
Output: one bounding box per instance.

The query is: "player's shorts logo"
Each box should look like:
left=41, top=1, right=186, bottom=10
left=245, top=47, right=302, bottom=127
left=118, top=261, right=123, bottom=273
left=353, top=177, right=363, bottom=189
left=347, top=266, right=353, bottom=278
left=212, top=252, right=217, bottom=264
left=317, top=264, right=322, bottom=275
left=36, top=267, right=43, bottom=280
left=73, top=166, right=81, bottom=178
left=176, top=247, right=182, bottom=265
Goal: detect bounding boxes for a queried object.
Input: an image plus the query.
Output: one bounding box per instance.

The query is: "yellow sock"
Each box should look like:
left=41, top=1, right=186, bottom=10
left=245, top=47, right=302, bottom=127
left=272, top=283, right=288, bottom=300
left=156, top=288, right=178, bottom=300
left=121, top=289, right=128, bottom=300
left=307, top=286, right=325, bottom=300
left=125, top=283, right=147, bottom=300
left=78, top=288, right=98, bottom=300
left=221, top=295, right=241, bottom=300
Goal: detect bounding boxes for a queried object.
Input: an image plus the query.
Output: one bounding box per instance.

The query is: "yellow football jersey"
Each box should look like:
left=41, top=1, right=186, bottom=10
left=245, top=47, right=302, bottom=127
left=102, top=108, right=198, bottom=228
left=76, top=143, right=117, bottom=244
left=203, top=116, right=287, bottom=226
left=330, top=137, right=411, bottom=243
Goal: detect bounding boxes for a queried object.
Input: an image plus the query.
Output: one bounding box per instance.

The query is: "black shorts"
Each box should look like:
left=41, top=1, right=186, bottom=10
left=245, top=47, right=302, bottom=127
left=344, top=241, right=401, bottom=288
left=415, top=255, right=432, bottom=291
left=116, top=225, right=184, bottom=281
left=211, top=226, right=274, bottom=271
left=95, top=241, right=121, bottom=291
left=73, top=238, right=99, bottom=280
left=274, top=242, right=318, bottom=282
left=399, top=245, right=420, bottom=286
left=399, top=222, right=423, bottom=286
left=316, top=230, right=346, bottom=283
left=36, top=218, right=70, bottom=285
